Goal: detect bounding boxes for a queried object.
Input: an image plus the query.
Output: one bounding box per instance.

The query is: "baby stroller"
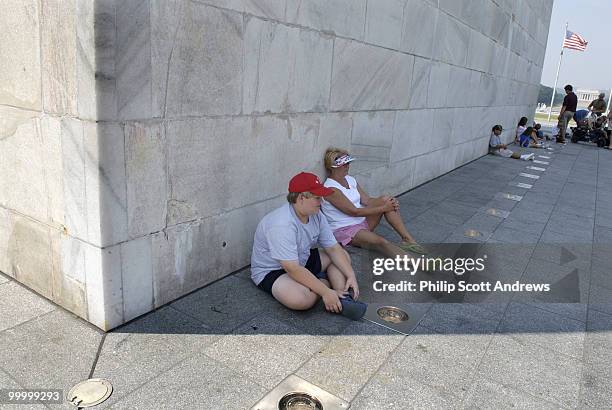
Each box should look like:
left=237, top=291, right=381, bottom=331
left=570, top=110, right=608, bottom=147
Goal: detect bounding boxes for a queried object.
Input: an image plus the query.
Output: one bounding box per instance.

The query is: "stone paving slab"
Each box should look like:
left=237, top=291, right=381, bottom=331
left=295, top=320, right=404, bottom=401
left=496, top=302, right=585, bottom=359
left=108, top=353, right=268, bottom=409
left=92, top=306, right=219, bottom=407
left=463, top=377, right=563, bottom=410
left=0, top=309, right=102, bottom=394
left=477, top=334, right=584, bottom=408
left=0, top=281, right=56, bottom=332
left=203, top=314, right=329, bottom=389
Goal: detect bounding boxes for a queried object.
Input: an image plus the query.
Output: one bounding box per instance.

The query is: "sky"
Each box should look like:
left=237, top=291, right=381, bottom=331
left=540, top=0, right=611, bottom=93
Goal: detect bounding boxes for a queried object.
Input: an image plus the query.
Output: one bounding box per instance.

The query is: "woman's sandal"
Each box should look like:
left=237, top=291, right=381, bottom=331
left=398, top=241, right=428, bottom=255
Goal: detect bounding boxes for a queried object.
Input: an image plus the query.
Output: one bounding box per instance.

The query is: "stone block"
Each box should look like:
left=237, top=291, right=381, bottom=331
left=0, top=208, right=11, bottom=276
left=351, top=157, right=416, bottom=199
left=41, top=0, right=78, bottom=116
left=84, top=243, right=124, bottom=330
left=50, top=230, right=88, bottom=319
left=243, top=18, right=332, bottom=114
left=243, top=0, right=286, bottom=19
left=446, top=66, right=472, bottom=108
left=93, top=0, right=117, bottom=121
left=86, top=122, right=128, bottom=247
left=430, top=108, right=453, bottom=151
left=166, top=115, right=327, bottom=224
left=286, top=0, right=367, bottom=40
left=116, top=0, right=152, bottom=119
left=331, top=39, right=413, bottom=111
left=40, top=117, right=65, bottom=227
left=125, top=121, right=167, bottom=238
left=351, top=111, right=395, bottom=147
left=391, top=109, right=434, bottom=162
left=316, top=112, right=353, bottom=160
left=410, top=57, right=430, bottom=109
left=151, top=0, right=243, bottom=117
left=0, top=0, right=41, bottom=110
left=0, top=107, right=47, bottom=223
left=365, top=0, right=404, bottom=50
left=61, top=118, right=88, bottom=240
left=433, top=12, right=469, bottom=67
left=427, top=62, right=450, bottom=108
left=152, top=196, right=281, bottom=307
left=400, top=0, right=437, bottom=58
left=121, top=235, right=153, bottom=321
left=412, top=146, right=455, bottom=187
left=5, top=214, right=54, bottom=299
left=76, top=0, right=97, bottom=120
left=468, top=30, right=494, bottom=73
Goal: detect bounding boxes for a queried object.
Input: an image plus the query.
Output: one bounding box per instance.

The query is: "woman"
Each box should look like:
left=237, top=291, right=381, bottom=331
left=515, top=116, right=528, bottom=143
left=320, top=147, right=426, bottom=257
left=489, top=125, right=534, bottom=160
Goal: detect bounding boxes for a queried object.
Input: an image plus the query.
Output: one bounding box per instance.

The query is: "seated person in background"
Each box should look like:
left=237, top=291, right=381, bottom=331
left=251, top=172, right=363, bottom=317
left=519, top=126, right=543, bottom=148
left=534, top=123, right=547, bottom=140
left=489, top=125, right=534, bottom=161
left=320, top=148, right=427, bottom=257
left=515, top=116, right=529, bottom=143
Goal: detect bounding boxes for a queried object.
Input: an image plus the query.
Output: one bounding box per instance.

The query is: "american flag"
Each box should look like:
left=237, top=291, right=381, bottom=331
left=563, top=30, right=588, bottom=51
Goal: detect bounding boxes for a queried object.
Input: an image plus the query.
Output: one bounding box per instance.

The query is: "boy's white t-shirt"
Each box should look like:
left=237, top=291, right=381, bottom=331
left=321, top=175, right=366, bottom=231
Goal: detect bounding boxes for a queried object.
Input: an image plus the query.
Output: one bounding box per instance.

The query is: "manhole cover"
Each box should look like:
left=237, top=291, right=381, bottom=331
left=67, top=379, right=113, bottom=408
left=278, top=392, right=323, bottom=410
left=377, top=306, right=409, bottom=323
left=464, top=229, right=483, bottom=238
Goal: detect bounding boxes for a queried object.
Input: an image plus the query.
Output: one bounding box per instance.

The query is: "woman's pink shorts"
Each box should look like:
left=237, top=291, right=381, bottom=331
left=333, top=220, right=370, bottom=246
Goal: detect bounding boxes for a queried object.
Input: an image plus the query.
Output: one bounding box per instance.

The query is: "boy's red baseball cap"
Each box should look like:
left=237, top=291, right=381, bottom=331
left=288, top=172, right=334, bottom=196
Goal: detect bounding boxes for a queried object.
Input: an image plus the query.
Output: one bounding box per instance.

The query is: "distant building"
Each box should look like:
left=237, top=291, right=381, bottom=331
left=576, top=89, right=600, bottom=108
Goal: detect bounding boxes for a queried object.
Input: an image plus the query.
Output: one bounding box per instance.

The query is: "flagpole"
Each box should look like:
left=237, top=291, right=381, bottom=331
left=548, top=22, right=568, bottom=122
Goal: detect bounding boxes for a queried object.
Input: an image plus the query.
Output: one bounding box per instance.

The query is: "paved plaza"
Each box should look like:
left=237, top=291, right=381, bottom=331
left=1, top=140, right=611, bottom=409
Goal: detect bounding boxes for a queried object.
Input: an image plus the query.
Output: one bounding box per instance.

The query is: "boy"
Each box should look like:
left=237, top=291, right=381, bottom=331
left=251, top=172, right=366, bottom=319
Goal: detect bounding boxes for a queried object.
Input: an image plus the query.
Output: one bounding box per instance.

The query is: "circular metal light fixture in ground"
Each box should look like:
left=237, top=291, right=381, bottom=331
left=67, top=379, right=113, bottom=408
left=376, top=306, right=409, bottom=324
left=464, top=229, right=482, bottom=238
left=278, top=392, right=323, bottom=410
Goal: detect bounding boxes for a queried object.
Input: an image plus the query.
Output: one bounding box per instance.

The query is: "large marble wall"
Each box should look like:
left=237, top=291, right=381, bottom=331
left=0, top=0, right=553, bottom=330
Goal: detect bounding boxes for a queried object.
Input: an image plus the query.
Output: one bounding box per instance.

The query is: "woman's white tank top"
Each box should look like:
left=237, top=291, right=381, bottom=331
left=321, top=175, right=366, bottom=231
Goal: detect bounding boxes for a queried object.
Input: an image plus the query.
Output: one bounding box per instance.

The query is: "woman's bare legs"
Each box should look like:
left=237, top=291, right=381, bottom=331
left=365, top=197, right=416, bottom=243
left=350, top=229, right=407, bottom=258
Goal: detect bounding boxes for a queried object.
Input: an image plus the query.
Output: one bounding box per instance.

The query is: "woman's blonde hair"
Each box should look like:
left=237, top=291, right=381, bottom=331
left=323, top=147, right=349, bottom=174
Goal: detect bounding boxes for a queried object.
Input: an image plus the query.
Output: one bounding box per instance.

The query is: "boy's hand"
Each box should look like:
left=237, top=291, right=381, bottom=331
left=322, top=289, right=343, bottom=313
left=344, top=278, right=360, bottom=300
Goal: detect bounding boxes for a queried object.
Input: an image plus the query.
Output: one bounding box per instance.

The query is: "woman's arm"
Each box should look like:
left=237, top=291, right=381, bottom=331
left=325, top=188, right=392, bottom=217
left=356, top=183, right=372, bottom=206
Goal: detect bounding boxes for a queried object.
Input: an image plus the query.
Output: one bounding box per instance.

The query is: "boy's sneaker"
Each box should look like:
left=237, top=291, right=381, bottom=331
left=339, top=289, right=367, bottom=321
